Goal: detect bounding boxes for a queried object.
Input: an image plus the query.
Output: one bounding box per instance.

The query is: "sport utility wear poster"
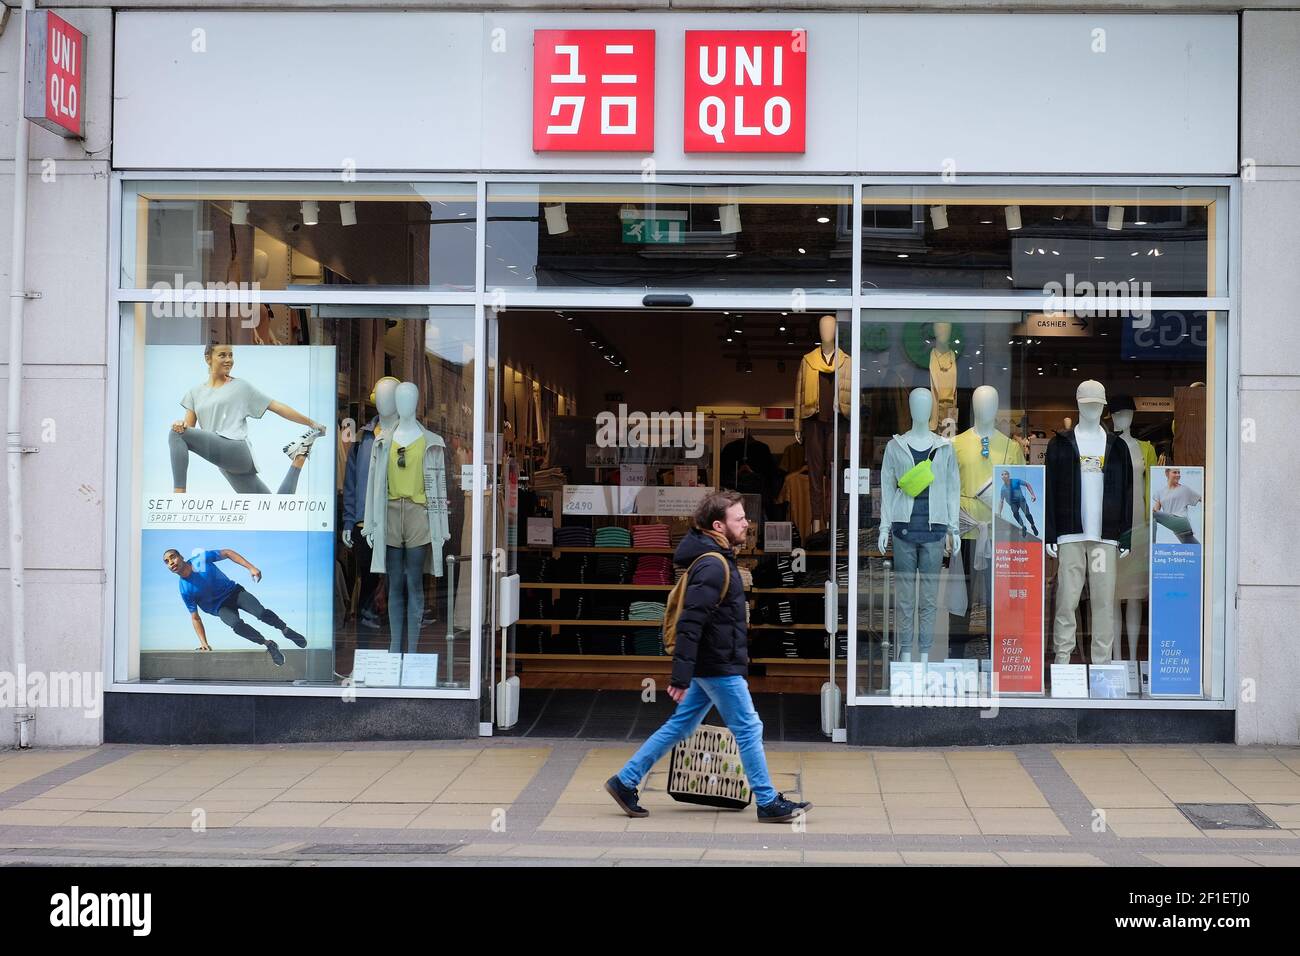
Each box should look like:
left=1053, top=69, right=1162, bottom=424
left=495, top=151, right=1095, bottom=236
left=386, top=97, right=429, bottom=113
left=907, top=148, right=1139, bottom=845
left=138, top=344, right=336, bottom=681
left=991, top=465, right=1046, bottom=694
left=1148, top=465, right=1204, bottom=697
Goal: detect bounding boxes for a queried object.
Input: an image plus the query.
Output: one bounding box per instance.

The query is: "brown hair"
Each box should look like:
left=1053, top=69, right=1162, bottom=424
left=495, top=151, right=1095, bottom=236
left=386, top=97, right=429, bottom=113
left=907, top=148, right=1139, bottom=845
left=692, top=490, right=744, bottom=530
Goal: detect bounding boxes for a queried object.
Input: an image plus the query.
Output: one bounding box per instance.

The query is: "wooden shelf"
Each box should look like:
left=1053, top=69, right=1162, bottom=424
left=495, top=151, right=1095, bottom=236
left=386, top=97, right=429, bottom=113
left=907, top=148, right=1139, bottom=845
left=750, top=624, right=827, bottom=631
left=519, top=583, right=672, bottom=591
left=516, top=619, right=662, bottom=627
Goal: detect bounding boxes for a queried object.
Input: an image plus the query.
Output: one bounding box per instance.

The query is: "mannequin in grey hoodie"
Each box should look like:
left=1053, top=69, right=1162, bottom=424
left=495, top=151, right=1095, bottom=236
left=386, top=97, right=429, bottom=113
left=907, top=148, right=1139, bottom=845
left=879, top=389, right=961, bottom=662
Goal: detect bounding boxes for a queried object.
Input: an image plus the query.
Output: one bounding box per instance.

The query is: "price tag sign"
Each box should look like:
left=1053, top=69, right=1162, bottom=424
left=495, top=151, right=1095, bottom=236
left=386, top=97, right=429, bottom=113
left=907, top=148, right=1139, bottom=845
left=527, top=518, right=554, bottom=546
left=562, top=485, right=617, bottom=515
left=764, top=521, right=793, bottom=553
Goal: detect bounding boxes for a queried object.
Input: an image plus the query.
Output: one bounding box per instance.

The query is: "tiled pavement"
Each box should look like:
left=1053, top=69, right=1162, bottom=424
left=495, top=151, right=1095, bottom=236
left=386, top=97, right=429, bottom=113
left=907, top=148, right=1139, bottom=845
left=1, top=742, right=1299, bottom=866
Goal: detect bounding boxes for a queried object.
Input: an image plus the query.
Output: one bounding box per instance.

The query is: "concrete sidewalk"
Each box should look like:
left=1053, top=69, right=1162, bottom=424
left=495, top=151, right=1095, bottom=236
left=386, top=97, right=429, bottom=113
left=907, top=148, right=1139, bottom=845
left=1, top=741, right=1298, bottom=866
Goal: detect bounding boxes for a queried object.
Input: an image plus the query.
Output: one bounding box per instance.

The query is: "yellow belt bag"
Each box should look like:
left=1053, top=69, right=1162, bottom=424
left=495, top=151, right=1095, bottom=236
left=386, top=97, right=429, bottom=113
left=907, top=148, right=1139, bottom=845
left=897, top=445, right=940, bottom=498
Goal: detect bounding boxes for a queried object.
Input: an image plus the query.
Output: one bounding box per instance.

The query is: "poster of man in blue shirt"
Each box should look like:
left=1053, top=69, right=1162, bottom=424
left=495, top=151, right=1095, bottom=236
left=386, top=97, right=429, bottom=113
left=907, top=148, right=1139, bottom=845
left=997, top=469, right=1040, bottom=538
left=163, top=548, right=306, bottom=666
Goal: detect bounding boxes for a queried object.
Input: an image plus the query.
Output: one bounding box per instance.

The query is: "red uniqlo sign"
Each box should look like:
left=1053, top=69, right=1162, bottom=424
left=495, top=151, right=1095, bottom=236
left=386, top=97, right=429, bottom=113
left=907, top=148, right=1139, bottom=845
left=684, top=30, right=806, bottom=153
left=533, top=30, right=655, bottom=152
left=23, top=11, right=86, bottom=139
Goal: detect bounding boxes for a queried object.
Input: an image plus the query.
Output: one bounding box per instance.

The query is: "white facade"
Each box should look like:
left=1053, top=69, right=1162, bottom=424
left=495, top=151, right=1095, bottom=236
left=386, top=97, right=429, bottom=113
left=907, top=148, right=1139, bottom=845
left=1, top=6, right=1296, bottom=746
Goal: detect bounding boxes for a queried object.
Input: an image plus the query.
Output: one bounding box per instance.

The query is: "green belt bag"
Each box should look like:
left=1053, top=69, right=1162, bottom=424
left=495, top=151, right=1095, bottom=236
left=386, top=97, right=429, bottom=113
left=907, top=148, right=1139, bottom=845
left=897, top=445, right=941, bottom=498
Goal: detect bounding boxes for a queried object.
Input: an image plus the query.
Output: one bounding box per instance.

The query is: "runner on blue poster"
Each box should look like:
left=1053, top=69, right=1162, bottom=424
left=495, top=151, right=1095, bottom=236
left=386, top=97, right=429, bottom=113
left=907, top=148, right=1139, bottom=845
left=1148, top=466, right=1204, bottom=697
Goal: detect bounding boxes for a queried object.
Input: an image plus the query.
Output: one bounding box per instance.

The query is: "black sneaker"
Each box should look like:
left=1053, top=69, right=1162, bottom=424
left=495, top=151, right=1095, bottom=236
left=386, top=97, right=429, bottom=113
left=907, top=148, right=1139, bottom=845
left=282, top=627, right=307, bottom=648
left=757, top=793, right=812, bottom=823
left=265, top=640, right=285, bottom=667
left=604, top=775, right=649, bottom=818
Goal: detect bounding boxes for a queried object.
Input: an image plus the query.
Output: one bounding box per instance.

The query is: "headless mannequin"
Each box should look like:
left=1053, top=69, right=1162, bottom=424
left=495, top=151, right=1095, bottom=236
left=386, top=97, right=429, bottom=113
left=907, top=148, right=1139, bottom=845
left=1110, top=408, right=1145, bottom=662
left=794, top=314, right=847, bottom=533
left=928, top=322, right=958, bottom=435
left=1047, top=392, right=1130, bottom=665
left=343, top=377, right=398, bottom=550
left=880, top=389, right=959, bottom=663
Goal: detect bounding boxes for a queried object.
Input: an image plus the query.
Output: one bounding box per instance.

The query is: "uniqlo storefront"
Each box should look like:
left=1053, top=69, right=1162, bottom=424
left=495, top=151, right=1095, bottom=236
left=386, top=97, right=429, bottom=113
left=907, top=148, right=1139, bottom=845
left=104, top=9, right=1241, bottom=745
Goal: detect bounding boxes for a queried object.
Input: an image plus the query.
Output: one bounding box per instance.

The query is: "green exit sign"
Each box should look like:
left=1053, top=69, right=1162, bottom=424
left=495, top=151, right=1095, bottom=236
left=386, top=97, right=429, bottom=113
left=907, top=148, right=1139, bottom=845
left=618, top=208, right=688, bottom=244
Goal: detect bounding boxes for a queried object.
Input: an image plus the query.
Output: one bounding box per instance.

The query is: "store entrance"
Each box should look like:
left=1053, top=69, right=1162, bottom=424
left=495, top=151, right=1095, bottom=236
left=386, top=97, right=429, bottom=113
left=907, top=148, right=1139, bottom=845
left=492, top=308, right=849, bottom=719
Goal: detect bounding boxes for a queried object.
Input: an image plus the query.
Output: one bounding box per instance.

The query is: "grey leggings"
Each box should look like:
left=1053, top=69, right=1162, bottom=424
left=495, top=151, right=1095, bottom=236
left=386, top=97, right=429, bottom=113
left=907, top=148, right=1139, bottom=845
left=216, top=587, right=289, bottom=646
left=386, top=545, right=430, bottom=654
left=169, top=427, right=301, bottom=494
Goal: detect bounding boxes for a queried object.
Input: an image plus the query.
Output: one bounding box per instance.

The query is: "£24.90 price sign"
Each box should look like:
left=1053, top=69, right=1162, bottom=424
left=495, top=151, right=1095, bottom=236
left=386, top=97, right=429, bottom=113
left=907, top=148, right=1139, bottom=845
left=533, top=30, right=656, bottom=152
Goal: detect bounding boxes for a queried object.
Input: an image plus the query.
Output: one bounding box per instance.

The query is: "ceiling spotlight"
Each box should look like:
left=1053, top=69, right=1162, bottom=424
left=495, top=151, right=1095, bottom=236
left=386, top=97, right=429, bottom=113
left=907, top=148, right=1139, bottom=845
left=301, top=200, right=319, bottom=226
left=339, top=201, right=357, bottom=227
left=798, top=248, right=807, bottom=255
left=929, top=205, right=949, bottom=230
left=230, top=201, right=249, bottom=225
left=816, top=216, right=830, bottom=224
left=544, top=203, right=569, bottom=235
left=1107, top=205, right=1125, bottom=231
left=719, top=203, right=742, bottom=235
left=1004, top=205, right=1022, bottom=231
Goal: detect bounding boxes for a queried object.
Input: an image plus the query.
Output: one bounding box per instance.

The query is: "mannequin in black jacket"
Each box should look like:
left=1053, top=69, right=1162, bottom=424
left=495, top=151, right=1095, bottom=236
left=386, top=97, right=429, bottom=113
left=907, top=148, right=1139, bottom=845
left=1044, top=381, right=1133, bottom=666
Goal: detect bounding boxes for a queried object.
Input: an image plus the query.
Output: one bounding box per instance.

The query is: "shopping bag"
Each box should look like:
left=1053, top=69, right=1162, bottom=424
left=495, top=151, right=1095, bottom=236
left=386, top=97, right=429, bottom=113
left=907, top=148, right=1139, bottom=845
left=667, top=718, right=753, bottom=810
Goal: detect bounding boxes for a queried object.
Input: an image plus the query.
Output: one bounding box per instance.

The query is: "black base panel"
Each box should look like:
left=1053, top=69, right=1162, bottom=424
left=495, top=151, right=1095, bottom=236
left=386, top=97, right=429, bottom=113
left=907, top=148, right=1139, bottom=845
left=847, top=705, right=1234, bottom=746
left=104, top=692, right=479, bottom=744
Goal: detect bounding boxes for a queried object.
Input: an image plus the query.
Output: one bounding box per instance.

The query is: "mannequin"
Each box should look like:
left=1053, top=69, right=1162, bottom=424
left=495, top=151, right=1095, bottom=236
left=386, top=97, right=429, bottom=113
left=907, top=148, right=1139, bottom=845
left=879, top=388, right=961, bottom=663
left=343, top=377, right=398, bottom=636
left=1109, top=397, right=1157, bottom=662
left=928, top=322, right=959, bottom=435
left=952, top=385, right=1025, bottom=632
left=1044, top=381, right=1134, bottom=666
left=362, top=381, right=452, bottom=654
left=794, top=314, right=851, bottom=532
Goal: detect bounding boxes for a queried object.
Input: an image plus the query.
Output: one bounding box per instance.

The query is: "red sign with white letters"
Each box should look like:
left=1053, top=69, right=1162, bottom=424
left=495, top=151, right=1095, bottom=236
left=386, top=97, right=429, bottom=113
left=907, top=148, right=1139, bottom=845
left=24, top=11, right=87, bottom=139
left=683, top=30, right=806, bottom=153
left=533, top=30, right=655, bottom=152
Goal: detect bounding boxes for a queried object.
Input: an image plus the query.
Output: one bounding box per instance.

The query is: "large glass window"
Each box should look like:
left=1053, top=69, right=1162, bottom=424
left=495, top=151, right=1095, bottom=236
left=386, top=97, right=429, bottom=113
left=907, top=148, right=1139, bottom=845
left=861, top=186, right=1227, bottom=296
left=486, top=183, right=852, bottom=292
left=116, top=302, right=481, bottom=690
left=851, top=308, right=1220, bottom=703
left=121, top=181, right=477, bottom=291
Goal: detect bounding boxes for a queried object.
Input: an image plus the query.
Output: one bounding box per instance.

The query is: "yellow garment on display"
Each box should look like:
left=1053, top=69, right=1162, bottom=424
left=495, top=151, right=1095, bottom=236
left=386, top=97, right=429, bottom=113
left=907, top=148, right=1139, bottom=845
left=387, top=434, right=427, bottom=502
left=953, top=428, right=1025, bottom=538
left=928, top=349, right=958, bottom=431
left=776, top=469, right=812, bottom=540
left=795, top=347, right=851, bottom=422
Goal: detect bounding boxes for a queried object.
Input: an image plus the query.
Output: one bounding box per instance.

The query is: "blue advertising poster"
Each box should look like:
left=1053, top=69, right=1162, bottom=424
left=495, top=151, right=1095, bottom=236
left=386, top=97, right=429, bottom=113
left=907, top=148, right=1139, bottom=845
left=1122, top=311, right=1208, bottom=362
left=1148, top=466, right=1205, bottom=697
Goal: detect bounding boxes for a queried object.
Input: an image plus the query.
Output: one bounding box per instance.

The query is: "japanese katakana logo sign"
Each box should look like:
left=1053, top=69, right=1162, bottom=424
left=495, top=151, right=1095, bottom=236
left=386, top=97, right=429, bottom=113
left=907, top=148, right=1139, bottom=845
left=533, top=30, right=656, bottom=152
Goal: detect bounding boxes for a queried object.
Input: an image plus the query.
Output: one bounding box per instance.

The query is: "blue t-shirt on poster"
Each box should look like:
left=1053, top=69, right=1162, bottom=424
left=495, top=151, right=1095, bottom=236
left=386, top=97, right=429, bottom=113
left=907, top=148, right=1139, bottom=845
left=178, top=550, right=240, bottom=614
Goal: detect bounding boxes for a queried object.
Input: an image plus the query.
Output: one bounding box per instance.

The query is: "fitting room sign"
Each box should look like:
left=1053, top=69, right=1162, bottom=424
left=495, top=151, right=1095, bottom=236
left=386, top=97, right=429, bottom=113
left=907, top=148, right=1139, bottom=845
left=533, top=29, right=806, bottom=153
left=24, top=11, right=86, bottom=139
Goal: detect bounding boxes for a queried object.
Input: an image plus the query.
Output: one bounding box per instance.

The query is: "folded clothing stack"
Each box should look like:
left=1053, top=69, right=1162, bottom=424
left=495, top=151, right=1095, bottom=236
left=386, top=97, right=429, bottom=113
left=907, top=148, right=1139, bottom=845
left=629, top=600, right=665, bottom=623
left=630, top=601, right=667, bottom=656
left=555, top=525, right=594, bottom=548
left=631, top=523, right=671, bottom=550
left=590, top=600, right=628, bottom=623
left=632, top=555, right=673, bottom=585
left=584, top=630, right=629, bottom=656
left=547, top=631, right=583, bottom=655
left=594, top=525, right=632, bottom=548
left=555, top=594, right=587, bottom=620
left=531, top=468, right=566, bottom=491
left=738, top=566, right=754, bottom=589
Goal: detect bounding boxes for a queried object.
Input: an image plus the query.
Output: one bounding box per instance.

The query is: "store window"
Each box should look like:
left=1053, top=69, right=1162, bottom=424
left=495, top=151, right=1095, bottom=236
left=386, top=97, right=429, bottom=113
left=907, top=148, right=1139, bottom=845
left=121, top=181, right=477, bottom=291
left=486, top=183, right=852, bottom=292
left=861, top=186, right=1227, bottom=296
left=115, top=303, right=481, bottom=691
left=852, top=308, right=1221, bottom=703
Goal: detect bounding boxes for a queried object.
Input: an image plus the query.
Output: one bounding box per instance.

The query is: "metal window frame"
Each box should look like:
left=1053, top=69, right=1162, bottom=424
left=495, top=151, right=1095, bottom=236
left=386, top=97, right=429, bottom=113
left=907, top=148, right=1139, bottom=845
left=105, top=171, right=1235, bottom=716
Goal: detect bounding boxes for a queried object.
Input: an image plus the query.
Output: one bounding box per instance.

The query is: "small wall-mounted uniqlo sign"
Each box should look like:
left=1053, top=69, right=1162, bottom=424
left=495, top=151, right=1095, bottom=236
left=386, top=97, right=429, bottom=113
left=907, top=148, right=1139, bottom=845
left=533, top=30, right=655, bottom=152
left=24, top=11, right=87, bottom=139
left=684, top=30, right=807, bottom=153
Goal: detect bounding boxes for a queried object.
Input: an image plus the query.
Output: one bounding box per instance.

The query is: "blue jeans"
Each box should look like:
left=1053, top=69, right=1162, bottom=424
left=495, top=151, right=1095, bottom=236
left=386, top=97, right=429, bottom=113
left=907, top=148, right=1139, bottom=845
left=617, top=675, right=777, bottom=806
left=892, top=535, right=944, bottom=655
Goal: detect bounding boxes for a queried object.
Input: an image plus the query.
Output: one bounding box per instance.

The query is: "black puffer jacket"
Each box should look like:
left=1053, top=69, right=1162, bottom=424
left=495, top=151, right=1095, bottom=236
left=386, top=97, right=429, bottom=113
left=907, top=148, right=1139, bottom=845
left=669, top=529, right=749, bottom=688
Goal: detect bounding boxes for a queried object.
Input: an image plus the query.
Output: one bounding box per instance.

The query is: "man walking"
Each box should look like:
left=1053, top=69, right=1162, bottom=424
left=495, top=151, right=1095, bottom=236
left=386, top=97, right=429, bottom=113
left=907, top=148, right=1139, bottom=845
left=164, top=547, right=307, bottom=666
left=605, top=491, right=811, bottom=823
left=998, top=469, right=1039, bottom=537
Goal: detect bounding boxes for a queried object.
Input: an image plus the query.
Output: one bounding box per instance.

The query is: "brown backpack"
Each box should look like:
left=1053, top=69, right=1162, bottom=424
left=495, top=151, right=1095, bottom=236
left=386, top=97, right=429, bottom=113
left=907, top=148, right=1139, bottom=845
left=662, top=552, right=731, bottom=656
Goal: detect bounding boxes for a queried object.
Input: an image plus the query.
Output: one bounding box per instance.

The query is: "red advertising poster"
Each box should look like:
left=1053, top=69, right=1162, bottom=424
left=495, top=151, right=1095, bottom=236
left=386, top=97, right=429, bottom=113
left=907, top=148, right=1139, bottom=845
left=991, top=464, right=1046, bottom=694
left=533, top=30, right=655, bottom=152
left=684, top=30, right=807, bottom=153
